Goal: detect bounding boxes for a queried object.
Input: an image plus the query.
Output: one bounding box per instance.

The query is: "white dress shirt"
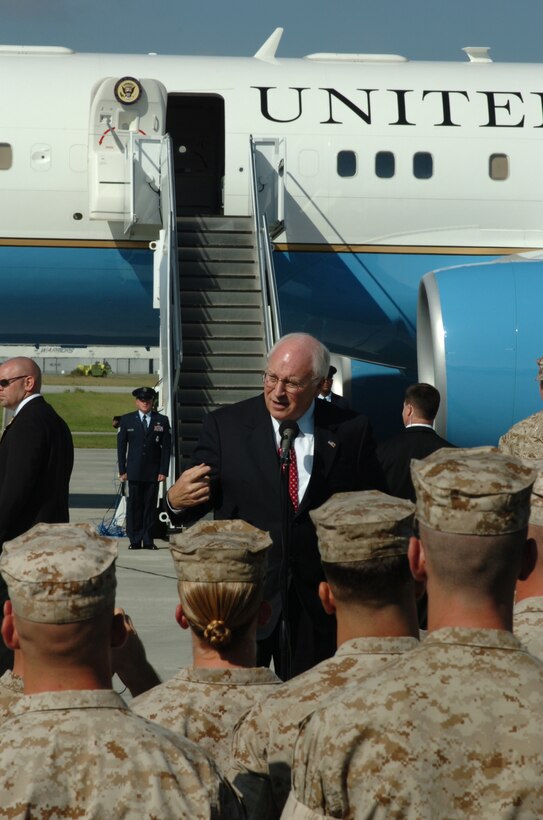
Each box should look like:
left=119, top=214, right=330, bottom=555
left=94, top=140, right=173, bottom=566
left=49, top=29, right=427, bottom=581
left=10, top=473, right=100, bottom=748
left=14, top=393, right=41, bottom=416
left=271, top=404, right=315, bottom=507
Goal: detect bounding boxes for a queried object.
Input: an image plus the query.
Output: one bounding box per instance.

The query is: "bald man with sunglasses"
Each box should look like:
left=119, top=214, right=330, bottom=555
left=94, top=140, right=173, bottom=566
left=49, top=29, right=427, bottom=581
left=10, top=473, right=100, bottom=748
left=0, top=357, right=73, bottom=673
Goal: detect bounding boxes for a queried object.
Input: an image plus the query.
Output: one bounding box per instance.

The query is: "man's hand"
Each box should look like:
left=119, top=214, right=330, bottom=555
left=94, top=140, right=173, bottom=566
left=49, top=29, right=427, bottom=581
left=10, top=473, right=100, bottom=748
left=111, top=608, right=161, bottom=698
left=119, top=473, right=127, bottom=481
left=157, top=474, right=167, bottom=482
left=167, top=463, right=212, bottom=510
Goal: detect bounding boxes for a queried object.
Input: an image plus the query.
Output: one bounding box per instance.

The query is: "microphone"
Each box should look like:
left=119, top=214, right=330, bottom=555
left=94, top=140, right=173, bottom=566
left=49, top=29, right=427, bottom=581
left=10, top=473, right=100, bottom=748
left=279, top=420, right=299, bottom=465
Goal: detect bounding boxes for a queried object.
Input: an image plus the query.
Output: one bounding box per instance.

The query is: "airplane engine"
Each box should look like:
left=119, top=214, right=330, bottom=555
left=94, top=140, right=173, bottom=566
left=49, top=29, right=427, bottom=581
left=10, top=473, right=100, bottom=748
left=417, top=255, right=543, bottom=447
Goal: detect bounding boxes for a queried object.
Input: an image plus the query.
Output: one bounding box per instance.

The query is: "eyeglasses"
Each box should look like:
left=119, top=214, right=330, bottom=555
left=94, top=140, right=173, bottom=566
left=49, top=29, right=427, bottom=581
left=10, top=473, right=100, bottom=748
left=0, top=375, right=28, bottom=388
left=263, top=372, right=320, bottom=394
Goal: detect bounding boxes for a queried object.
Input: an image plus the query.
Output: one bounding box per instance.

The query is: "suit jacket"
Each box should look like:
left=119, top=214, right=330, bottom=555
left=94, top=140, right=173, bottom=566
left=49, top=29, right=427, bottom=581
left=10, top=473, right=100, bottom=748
left=318, top=393, right=349, bottom=410
left=377, top=425, right=455, bottom=502
left=0, top=396, right=74, bottom=549
left=117, top=411, right=171, bottom=482
left=177, top=395, right=384, bottom=625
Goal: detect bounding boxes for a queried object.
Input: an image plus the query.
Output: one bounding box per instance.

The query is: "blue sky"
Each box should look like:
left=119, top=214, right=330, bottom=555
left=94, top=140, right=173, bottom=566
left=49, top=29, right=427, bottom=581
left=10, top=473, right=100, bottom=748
left=2, top=0, right=543, bottom=62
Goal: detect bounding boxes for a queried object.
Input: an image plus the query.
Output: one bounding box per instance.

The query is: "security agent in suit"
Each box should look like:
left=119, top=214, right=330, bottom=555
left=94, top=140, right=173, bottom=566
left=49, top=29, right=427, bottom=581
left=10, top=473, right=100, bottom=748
left=377, top=383, right=454, bottom=502
left=166, top=333, right=384, bottom=676
left=117, top=387, right=171, bottom=550
left=0, top=356, right=74, bottom=673
left=318, top=365, right=349, bottom=409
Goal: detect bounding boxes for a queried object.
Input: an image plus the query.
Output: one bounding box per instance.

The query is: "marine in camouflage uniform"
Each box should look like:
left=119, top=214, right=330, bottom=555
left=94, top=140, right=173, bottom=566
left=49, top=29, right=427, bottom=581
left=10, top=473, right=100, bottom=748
left=498, top=374, right=543, bottom=659
left=232, top=490, right=420, bottom=817
left=499, top=410, right=543, bottom=458
left=499, top=355, right=543, bottom=458
left=0, top=522, right=242, bottom=818
left=132, top=519, right=282, bottom=782
left=0, top=688, right=241, bottom=818
left=132, top=665, right=280, bottom=780
left=514, top=460, right=543, bottom=659
left=285, top=447, right=543, bottom=819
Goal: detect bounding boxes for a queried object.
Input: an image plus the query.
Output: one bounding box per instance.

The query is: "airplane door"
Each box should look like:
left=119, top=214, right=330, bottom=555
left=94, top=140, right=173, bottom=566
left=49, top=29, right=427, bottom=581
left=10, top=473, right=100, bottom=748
left=165, top=95, right=225, bottom=216
left=253, top=137, right=285, bottom=234
left=88, top=77, right=167, bottom=223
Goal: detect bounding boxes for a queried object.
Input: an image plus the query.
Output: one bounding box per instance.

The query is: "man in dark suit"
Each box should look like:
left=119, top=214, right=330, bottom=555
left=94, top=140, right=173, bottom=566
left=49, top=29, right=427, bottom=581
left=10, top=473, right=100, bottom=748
left=166, top=333, right=384, bottom=676
left=0, top=355, right=74, bottom=672
left=377, top=383, right=454, bottom=502
left=318, top=365, right=349, bottom=409
left=118, top=387, right=171, bottom=551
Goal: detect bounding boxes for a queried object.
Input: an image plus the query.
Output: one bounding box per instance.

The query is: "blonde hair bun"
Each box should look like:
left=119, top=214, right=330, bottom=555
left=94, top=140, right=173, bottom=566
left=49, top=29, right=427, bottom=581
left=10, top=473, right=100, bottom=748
left=204, top=618, right=232, bottom=647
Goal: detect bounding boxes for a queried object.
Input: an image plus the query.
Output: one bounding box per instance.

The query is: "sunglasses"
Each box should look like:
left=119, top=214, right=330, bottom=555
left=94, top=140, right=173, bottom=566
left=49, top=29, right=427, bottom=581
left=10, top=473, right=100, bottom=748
left=0, top=375, right=28, bottom=388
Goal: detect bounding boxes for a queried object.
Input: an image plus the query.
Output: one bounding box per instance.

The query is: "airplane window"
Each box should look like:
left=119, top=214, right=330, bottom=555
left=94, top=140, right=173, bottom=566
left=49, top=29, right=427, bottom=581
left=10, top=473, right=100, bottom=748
left=0, top=144, right=12, bottom=170
left=337, top=150, right=357, bottom=177
left=489, top=154, right=509, bottom=181
left=413, top=152, right=433, bottom=179
left=375, top=151, right=395, bottom=178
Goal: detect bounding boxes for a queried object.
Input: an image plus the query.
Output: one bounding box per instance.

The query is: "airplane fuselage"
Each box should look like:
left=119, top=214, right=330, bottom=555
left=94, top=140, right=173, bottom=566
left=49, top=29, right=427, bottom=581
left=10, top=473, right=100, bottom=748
left=2, top=44, right=542, bottom=441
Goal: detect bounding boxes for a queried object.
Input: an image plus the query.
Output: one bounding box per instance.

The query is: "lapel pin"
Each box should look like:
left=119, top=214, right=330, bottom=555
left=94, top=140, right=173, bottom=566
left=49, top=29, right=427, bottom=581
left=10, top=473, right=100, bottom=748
left=328, top=440, right=336, bottom=448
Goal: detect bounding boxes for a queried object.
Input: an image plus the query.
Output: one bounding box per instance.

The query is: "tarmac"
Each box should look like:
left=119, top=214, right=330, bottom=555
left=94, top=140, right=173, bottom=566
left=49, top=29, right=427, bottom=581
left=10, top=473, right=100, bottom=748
left=69, top=448, right=192, bottom=694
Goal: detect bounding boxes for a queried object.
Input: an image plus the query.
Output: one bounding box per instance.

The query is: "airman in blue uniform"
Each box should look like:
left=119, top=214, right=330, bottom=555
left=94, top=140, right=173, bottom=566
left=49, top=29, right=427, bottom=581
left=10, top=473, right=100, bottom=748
left=117, top=387, right=171, bottom=550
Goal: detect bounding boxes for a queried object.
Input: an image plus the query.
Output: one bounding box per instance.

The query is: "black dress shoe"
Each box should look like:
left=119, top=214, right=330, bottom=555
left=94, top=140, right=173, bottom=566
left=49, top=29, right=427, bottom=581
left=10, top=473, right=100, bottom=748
left=128, top=543, right=142, bottom=550
left=143, top=543, right=158, bottom=550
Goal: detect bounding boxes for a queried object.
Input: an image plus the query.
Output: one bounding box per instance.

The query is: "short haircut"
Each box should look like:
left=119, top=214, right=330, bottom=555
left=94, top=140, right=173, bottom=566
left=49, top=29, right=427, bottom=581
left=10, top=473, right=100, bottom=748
left=405, top=383, right=440, bottom=421
left=419, top=523, right=527, bottom=595
left=322, top=555, right=412, bottom=607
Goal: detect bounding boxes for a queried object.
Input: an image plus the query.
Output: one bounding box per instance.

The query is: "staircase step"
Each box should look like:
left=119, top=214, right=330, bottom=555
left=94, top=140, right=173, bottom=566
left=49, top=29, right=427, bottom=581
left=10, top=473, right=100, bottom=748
left=177, top=215, right=252, bottom=232
left=180, top=306, right=264, bottom=323
left=181, top=354, right=265, bottom=371
left=182, top=338, right=266, bottom=355
left=180, top=274, right=261, bottom=291
left=177, top=387, right=262, bottom=405
left=176, top=405, right=217, bottom=423
left=181, top=290, right=263, bottom=307
left=178, top=246, right=256, bottom=263
left=178, top=231, right=254, bottom=248
left=179, top=371, right=263, bottom=388
left=179, top=260, right=261, bottom=279
left=176, top=420, right=213, bottom=438
left=181, top=322, right=266, bottom=339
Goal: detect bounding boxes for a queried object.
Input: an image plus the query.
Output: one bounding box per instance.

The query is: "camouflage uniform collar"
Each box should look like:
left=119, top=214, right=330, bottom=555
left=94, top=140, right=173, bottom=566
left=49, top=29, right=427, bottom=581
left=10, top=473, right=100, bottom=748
left=181, top=666, right=281, bottom=685
left=336, top=636, right=419, bottom=656
left=514, top=596, right=543, bottom=615
left=8, top=689, right=127, bottom=718
left=424, top=626, right=523, bottom=651
left=0, top=670, right=23, bottom=695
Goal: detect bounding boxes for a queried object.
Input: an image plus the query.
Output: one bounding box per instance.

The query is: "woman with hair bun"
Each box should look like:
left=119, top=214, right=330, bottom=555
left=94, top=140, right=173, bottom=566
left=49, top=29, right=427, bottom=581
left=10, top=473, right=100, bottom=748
left=131, top=519, right=282, bottom=781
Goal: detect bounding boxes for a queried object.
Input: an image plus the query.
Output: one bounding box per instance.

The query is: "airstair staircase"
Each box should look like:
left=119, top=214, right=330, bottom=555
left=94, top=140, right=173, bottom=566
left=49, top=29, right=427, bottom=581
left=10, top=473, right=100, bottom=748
left=174, top=215, right=269, bottom=470
left=151, top=135, right=281, bottom=476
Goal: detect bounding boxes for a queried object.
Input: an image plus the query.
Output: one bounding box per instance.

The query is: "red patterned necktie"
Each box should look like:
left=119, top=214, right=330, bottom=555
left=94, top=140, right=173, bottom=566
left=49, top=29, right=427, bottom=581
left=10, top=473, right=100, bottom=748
left=280, top=445, right=299, bottom=512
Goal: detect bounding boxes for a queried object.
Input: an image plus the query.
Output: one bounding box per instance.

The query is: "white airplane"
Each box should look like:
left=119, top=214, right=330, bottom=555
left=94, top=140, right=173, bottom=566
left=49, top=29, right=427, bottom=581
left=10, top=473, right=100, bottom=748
left=1, top=30, right=540, bottom=446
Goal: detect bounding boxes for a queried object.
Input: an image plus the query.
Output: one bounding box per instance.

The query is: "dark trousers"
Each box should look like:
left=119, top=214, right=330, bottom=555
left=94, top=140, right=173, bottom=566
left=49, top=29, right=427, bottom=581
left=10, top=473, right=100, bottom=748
left=126, top=480, right=159, bottom=547
left=257, top=584, right=336, bottom=680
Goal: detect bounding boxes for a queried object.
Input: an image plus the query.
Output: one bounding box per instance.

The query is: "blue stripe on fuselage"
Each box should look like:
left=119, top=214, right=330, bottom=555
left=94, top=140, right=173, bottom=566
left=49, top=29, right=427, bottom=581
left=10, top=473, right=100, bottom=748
left=274, top=249, right=500, bottom=371
left=0, top=246, right=158, bottom=346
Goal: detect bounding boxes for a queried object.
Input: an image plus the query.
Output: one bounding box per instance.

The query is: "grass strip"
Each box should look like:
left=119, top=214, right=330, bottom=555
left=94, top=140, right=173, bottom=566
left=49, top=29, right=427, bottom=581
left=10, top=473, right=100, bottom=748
left=45, top=391, right=135, bottom=434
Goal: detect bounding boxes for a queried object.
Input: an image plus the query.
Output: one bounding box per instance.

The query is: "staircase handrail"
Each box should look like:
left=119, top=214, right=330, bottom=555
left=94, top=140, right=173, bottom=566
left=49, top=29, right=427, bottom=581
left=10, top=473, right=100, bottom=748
left=249, top=135, right=282, bottom=351
left=260, top=212, right=282, bottom=343
left=155, top=134, right=181, bottom=481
